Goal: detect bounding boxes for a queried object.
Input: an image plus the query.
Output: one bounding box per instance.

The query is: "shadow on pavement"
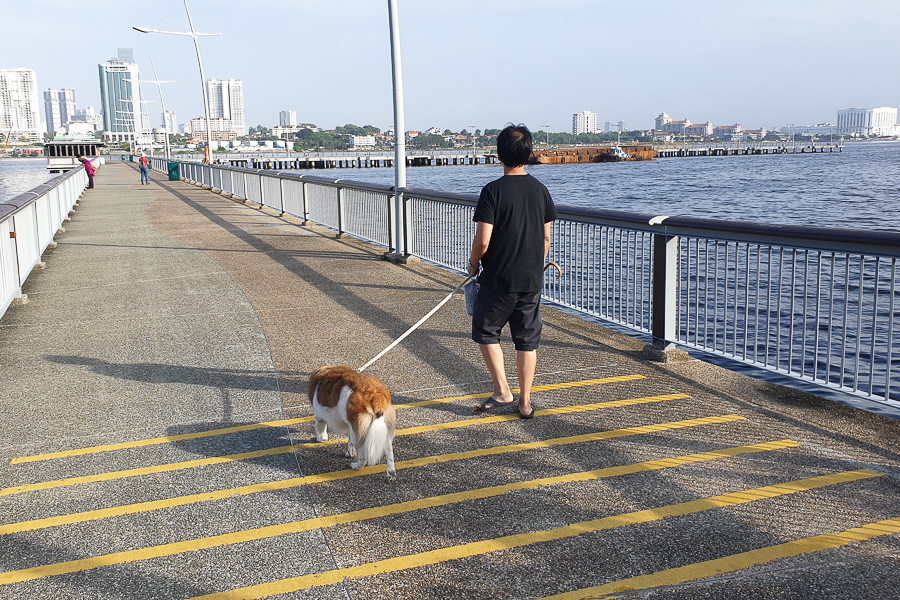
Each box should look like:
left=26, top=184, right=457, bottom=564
left=0, top=533, right=217, bottom=599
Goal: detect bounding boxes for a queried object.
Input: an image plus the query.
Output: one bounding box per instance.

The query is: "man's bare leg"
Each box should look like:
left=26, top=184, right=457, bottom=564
left=478, top=343, right=514, bottom=406
left=516, top=350, right=537, bottom=416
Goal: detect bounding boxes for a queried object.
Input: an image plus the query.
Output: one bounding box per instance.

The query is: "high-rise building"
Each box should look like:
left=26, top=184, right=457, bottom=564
left=572, top=110, right=598, bottom=135
left=837, top=107, right=899, bottom=137
left=44, top=87, right=77, bottom=134
left=59, top=87, right=76, bottom=125
left=604, top=120, right=627, bottom=132
left=0, top=69, right=41, bottom=141
left=279, top=109, right=297, bottom=127
left=44, top=90, right=62, bottom=134
left=207, top=78, right=247, bottom=136
left=162, top=110, right=177, bottom=133
left=98, top=50, right=147, bottom=142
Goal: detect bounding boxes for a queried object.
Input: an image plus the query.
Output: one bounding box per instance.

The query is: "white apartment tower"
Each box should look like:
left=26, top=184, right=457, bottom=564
left=99, top=49, right=147, bottom=142
left=837, top=107, right=899, bottom=137
left=0, top=69, right=42, bottom=141
left=279, top=110, right=297, bottom=127
left=572, top=110, right=598, bottom=135
left=207, top=78, right=247, bottom=136
left=162, top=110, right=177, bottom=134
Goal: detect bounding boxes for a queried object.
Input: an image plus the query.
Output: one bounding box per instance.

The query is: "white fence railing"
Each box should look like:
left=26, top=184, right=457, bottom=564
left=155, top=158, right=900, bottom=406
left=0, top=161, right=97, bottom=318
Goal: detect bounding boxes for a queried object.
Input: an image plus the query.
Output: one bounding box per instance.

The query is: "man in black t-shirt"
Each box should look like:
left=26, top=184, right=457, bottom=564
left=468, top=124, right=558, bottom=419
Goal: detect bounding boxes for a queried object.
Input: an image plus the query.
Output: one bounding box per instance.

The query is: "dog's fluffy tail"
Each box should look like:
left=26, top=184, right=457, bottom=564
left=356, top=406, right=396, bottom=466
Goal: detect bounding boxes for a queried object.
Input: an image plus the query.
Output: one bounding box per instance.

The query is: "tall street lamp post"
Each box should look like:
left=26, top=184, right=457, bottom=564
left=541, top=125, right=550, bottom=150
left=469, top=125, right=476, bottom=163
left=134, top=0, right=220, bottom=163
left=387, top=0, right=406, bottom=257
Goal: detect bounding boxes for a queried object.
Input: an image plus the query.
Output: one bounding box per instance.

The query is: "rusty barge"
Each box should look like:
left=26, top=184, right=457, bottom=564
left=528, top=145, right=657, bottom=165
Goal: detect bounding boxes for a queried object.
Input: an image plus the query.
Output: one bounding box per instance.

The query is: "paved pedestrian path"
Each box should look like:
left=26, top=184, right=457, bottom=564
left=1, top=162, right=899, bottom=599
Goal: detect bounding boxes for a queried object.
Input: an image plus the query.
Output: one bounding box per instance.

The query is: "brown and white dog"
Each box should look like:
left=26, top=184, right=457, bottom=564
left=308, top=365, right=397, bottom=480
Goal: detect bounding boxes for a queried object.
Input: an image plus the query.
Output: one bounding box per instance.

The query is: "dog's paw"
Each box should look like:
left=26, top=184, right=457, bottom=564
left=386, top=469, right=397, bottom=483
left=350, top=461, right=361, bottom=471
left=316, top=433, right=328, bottom=442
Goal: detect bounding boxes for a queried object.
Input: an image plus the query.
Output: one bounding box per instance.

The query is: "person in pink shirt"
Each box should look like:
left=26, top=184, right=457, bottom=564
left=78, top=156, right=96, bottom=189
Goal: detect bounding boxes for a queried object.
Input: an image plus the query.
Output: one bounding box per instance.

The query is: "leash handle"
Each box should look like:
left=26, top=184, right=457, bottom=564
left=359, top=275, right=473, bottom=372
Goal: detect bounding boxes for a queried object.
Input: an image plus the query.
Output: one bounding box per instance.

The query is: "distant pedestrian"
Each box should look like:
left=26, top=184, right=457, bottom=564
left=139, top=153, right=150, bottom=185
left=468, top=124, right=557, bottom=419
left=79, top=156, right=95, bottom=189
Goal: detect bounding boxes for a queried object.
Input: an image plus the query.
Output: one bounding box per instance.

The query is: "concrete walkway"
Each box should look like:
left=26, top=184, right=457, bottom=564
left=1, top=162, right=899, bottom=599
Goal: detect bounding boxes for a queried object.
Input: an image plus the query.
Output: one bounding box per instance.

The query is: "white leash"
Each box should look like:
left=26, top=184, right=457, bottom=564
left=357, top=262, right=561, bottom=373
left=358, top=275, right=473, bottom=372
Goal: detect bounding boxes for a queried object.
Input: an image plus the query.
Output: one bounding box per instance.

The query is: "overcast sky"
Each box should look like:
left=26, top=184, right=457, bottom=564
left=6, top=0, right=899, bottom=132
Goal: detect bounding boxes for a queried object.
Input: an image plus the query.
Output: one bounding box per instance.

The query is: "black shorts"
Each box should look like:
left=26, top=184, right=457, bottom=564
left=471, top=287, right=542, bottom=351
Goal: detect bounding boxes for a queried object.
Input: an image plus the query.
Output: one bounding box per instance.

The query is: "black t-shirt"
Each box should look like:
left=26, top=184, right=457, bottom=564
left=473, top=174, right=558, bottom=292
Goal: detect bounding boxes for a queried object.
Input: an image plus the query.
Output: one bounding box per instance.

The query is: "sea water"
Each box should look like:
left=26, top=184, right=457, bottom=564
left=3, top=142, right=897, bottom=231
left=0, top=158, right=52, bottom=203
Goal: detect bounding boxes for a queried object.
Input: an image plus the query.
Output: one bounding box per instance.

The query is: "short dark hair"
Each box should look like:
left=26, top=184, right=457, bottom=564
left=496, top=124, right=532, bottom=167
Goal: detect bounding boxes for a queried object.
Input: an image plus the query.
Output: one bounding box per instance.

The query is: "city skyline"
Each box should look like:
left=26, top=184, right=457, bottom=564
left=4, top=1, right=900, bottom=133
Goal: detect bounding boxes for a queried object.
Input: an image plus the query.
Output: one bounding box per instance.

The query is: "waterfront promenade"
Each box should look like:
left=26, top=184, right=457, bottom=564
left=1, top=162, right=899, bottom=599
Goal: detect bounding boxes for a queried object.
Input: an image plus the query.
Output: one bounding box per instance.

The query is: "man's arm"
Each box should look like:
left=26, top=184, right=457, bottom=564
left=469, top=221, right=493, bottom=276
left=544, top=221, right=552, bottom=261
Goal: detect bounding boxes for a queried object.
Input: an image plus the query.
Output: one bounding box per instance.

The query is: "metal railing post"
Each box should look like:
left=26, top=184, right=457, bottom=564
left=337, top=185, right=345, bottom=237
left=279, top=177, right=286, bottom=215
left=258, top=173, right=266, bottom=208
left=387, top=187, right=397, bottom=254
left=401, top=191, right=412, bottom=256
left=301, top=180, right=308, bottom=225
left=650, top=233, right=679, bottom=351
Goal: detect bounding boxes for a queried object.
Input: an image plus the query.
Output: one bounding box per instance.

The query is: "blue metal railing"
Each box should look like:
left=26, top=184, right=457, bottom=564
left=154, top=158, right=900, bottom=406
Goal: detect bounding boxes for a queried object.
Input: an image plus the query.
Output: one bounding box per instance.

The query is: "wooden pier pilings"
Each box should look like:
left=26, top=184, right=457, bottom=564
left=655, top=143, right=842, bottom=158
left=227, top=154, right=498, bottom=170
left=223, top=143, right=842, bottom=170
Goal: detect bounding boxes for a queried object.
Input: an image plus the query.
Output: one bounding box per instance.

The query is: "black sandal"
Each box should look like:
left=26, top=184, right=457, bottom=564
left=518, top=404, right=536, bottom=419
left=474, top=398, right=514, bottom=412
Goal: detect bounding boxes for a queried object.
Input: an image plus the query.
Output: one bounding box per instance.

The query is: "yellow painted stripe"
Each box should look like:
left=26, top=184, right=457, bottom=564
left=0, top=414, right=739, bottom=535
left=0, top=440, right=798, bottom=585
left=541, top=516, right=900, bottom=600
left=0, top=391, right=682, bottom=498
left=180, top=469, right=882, bottom=600
left=400, top=393, right=689, bottom=436
left=9, top=417, right=306, bottom=465
left=11, top=375, right=646, bottom=464
left=402, top=375, right=647, bottom=409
